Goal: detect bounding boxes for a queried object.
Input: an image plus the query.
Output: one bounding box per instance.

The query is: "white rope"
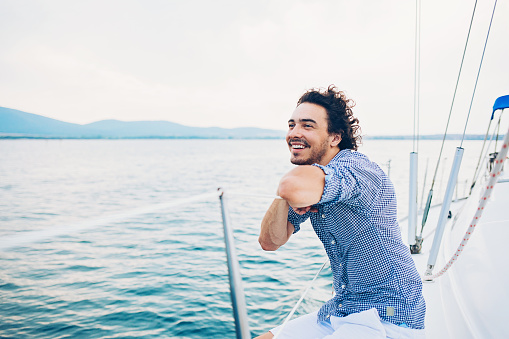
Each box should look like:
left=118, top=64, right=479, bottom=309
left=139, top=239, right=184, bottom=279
left=0, top=190, right=221, bottom=251
left=424, top=125, right=509, bottom=281
left=272, top=259, right=328, bottom=339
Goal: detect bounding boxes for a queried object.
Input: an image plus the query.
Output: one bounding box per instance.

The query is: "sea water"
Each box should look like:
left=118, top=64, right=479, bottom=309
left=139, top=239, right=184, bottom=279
left=0, top=139, right=487, bottom=338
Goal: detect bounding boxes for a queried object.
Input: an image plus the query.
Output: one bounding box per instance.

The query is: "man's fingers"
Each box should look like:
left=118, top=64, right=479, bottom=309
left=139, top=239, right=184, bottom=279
left=294, top=208, right=307, bottom=215
left=292, top=206, right=318, bottom=215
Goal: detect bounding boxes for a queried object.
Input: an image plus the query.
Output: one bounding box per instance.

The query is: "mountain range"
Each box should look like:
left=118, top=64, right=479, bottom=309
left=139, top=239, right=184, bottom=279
left=0, top=106, right=285, bottom=139
left=1, top=106, right=489, bottom=140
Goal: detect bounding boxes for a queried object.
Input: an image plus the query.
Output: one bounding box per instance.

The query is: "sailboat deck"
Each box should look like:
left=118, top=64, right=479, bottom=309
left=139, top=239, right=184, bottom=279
left=402, top=170, right=509, bottom=338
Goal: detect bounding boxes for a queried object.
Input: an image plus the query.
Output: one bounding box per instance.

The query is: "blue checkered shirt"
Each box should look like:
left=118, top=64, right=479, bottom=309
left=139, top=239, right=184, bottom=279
left=288, top=150, right=426, bottom=329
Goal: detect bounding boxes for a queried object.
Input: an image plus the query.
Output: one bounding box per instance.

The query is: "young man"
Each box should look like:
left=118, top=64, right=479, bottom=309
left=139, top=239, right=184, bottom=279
left=256, top=86, right=425, bottom=338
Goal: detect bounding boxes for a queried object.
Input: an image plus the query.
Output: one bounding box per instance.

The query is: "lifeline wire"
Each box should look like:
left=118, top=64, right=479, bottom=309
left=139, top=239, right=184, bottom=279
left=272, top=260, right=328, bottom=339
left=0, top=191, right=221, bottom=251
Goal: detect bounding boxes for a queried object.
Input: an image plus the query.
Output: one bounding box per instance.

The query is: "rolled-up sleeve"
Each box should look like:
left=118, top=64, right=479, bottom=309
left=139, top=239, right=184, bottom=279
left=312, top=163, right=359, bottom=205
left=312, top=161, right=382, bottom=210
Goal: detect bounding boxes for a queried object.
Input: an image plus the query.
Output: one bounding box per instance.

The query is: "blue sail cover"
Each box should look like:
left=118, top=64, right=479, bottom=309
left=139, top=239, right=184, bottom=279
left=492, top=95, right=509, bottom=119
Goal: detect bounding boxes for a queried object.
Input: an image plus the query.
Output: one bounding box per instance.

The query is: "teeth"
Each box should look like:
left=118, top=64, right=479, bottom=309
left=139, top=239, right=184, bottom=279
left=292, top=145, right=305, bottom=149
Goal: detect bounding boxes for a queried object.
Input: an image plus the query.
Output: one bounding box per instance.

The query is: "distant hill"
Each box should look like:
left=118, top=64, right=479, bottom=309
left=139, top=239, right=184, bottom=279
left=0, top=107, right=101, bottom=138
left=0, top=106, right=285, bottom=139
left=0, top=106, right=488, bottom=140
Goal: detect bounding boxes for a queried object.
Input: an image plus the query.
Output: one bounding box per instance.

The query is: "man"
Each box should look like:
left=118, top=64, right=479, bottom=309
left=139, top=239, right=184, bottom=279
left=256, top=86, right=425, bottom=338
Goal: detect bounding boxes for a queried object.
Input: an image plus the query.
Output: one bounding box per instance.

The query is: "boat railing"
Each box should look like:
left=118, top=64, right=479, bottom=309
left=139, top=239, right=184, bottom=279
left=218, top=189, right=251, bottom=339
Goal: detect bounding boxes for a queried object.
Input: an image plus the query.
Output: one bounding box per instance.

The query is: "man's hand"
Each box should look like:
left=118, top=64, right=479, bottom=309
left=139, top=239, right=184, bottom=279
left=293, top=205, right=318, bottom=215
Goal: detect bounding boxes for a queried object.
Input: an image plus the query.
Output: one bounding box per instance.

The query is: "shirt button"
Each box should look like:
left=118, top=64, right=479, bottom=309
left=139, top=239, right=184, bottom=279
left=339, top=304, right=342, bottom=308
left=342, top=285, right=345, bottom=289
left=331, top=240, right=336, bottom=245
left=321, top=214, right=326, bottom=218
left=339, top=263, right=342, bottom=267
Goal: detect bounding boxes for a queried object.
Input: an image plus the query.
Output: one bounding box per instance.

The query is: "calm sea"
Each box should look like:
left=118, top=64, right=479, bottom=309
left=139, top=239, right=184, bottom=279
left=0, top=138, right=487, bottom=338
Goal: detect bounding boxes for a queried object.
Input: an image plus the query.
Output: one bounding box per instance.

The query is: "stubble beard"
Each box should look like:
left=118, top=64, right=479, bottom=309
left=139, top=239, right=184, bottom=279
left=290, top=139, right=329, bottom=165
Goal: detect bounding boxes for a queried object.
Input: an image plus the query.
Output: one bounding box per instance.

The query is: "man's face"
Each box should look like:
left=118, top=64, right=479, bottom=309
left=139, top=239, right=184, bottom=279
left=286, top=103, right=338, bottom=165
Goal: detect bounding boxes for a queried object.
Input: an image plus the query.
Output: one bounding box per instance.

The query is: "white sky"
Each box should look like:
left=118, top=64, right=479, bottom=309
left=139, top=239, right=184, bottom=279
left=0, top=0, right=507, bottom=136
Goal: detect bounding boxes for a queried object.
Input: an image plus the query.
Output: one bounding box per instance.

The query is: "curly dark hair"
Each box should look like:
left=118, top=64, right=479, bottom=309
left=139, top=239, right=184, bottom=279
left=297, top=85, right=362, bottom=151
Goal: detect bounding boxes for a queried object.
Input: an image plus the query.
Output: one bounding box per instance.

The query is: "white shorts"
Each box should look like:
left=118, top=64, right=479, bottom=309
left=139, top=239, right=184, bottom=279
left=270, top=308, right=426, bottom=339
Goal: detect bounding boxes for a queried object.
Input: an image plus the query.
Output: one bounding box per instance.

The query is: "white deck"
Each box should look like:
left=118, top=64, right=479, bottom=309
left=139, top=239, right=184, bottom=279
left=401, top=170, right=509, bottom=338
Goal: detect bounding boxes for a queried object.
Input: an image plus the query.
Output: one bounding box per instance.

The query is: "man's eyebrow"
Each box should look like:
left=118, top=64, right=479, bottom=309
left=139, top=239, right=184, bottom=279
left=301, top=119, right=317, bottom=124
left=288, top=118, right=317, bottom=124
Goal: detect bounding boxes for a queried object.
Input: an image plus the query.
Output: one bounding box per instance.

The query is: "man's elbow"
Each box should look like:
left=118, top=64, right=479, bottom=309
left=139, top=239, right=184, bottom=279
left=278, top=177, right=300, bottom=204
left=258, top=237, right=280, bottom=251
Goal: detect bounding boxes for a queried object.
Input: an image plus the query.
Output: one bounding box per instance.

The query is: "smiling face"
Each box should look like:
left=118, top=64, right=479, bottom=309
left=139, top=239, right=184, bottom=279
left=286, top=103, right=341, bottom=166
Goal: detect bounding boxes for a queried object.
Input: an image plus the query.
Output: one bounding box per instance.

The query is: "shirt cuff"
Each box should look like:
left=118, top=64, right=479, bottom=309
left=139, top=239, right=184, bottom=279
left=312, top=163, right=336, bottom=205
left=288, top=207, right=310, bottom=233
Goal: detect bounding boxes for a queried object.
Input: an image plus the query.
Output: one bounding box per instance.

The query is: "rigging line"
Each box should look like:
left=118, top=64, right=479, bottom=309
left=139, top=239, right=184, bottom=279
left=419, top=0, right=479, bottom=236
left=429, top=0, right=478, bottom=189
left=471, top=108, right=504, bottom=191
left=419, top=158, right=429, bottom=209
left=472, top=115, right=503, bottom=187
left=413, top=0, right=421, bottom=153
left=417, top=37, right=421, bottom=155
left=495, top=113, right=502, bottom=150
left=469, top=119, right=492, bottom=193
left=460, top=0, right=498, bottom=148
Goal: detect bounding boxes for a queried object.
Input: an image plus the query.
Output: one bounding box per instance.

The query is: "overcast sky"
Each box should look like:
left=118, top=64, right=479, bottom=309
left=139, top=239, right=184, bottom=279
left=1, top=0, right=507, bottom=136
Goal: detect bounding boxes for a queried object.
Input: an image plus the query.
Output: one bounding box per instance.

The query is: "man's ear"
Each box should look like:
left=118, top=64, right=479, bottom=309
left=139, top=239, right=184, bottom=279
left=331, top=134, right=342, bottom=147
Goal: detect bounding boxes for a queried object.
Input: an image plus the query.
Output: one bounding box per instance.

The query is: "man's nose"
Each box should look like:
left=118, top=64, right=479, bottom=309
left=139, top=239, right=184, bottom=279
left=288, top=125, right=302, bottom=138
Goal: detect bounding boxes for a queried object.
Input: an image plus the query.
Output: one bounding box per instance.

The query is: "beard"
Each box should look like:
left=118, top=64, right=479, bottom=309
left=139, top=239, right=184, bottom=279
left=289, top=138, right=329, bottom=165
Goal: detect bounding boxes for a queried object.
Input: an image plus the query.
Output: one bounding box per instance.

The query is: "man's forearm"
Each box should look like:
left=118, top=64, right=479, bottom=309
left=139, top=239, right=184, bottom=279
left=259, top=198, right=293, bottom=251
